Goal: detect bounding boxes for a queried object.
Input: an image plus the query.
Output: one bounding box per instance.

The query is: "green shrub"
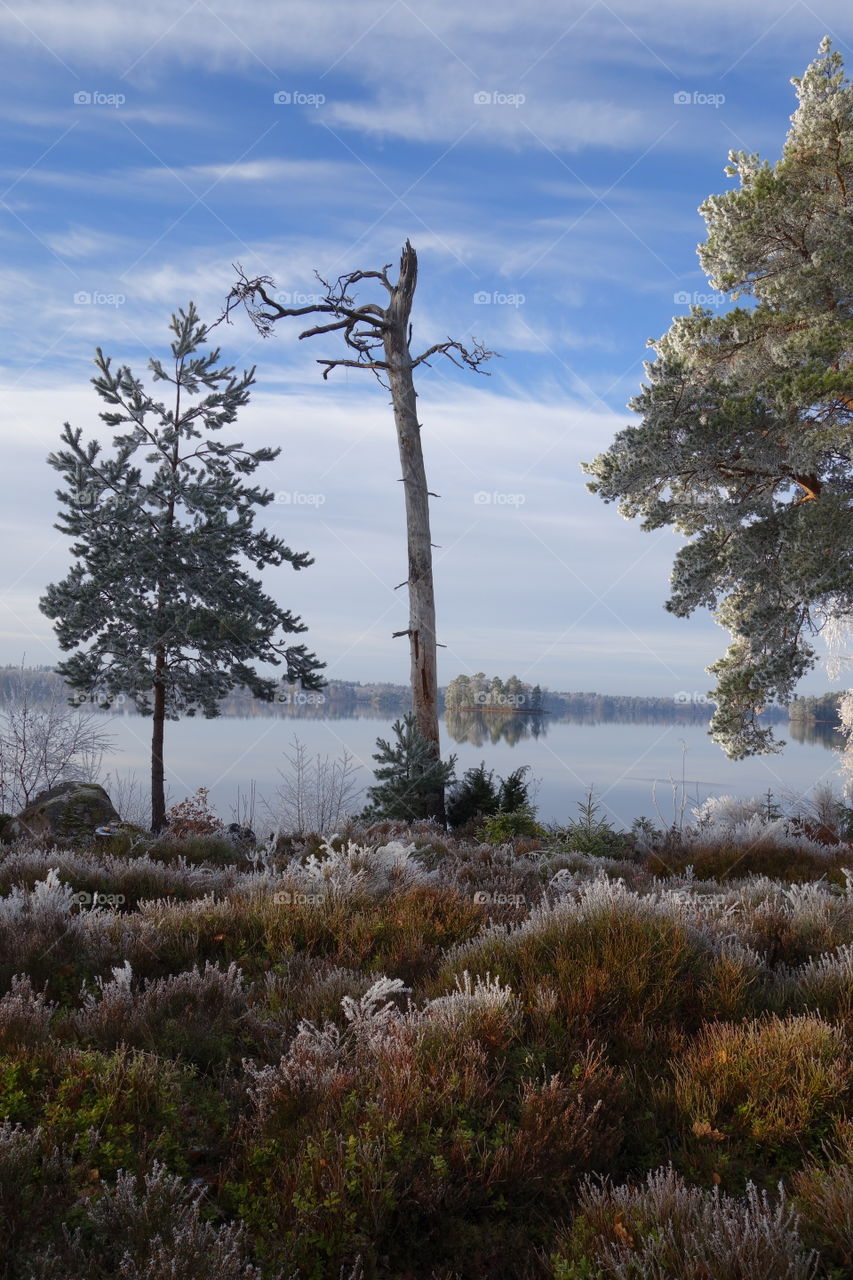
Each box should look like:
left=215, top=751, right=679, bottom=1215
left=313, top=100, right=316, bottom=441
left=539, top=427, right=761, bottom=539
left=478, top=807, right=546, bottom=843
left=553, top=790, right=630, bottom=858
left=671, top=1015, right=853, bottom=1184
left=0, top=1045, right=228, bottom=1182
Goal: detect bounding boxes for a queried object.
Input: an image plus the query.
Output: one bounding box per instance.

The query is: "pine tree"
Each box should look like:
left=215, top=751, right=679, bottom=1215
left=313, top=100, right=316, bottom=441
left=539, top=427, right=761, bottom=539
left=584, top=39, right=853, bottom=759
left=361, top=713, right=456, bottom=823
left=497, top=765, right=532, bottom=814
left=40, top=303, right=325, bottom=830
left=445, top=761, right=500, bottom=828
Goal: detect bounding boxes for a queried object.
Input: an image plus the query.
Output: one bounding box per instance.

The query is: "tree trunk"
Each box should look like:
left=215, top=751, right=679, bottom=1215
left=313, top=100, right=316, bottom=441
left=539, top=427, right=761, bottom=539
left=151, top=645, right=167, bottom=832
left=384, top=242, right=445, bottom=823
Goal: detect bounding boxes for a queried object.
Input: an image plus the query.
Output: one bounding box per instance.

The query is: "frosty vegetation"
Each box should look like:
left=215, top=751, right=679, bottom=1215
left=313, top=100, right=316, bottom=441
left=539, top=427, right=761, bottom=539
left=0, top=800, right=852, bottom=1278
left=585, top=39, right=853, bottom=763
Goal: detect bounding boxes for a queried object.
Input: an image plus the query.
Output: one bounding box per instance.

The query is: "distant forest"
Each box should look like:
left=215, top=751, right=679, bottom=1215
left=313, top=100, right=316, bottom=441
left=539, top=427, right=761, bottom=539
left=0, top=664, right=820, bottom=726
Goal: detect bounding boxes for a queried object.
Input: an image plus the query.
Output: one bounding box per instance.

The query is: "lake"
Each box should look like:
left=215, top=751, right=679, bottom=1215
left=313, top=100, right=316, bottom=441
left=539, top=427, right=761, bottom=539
left=92, top=707, right=848, bottom=831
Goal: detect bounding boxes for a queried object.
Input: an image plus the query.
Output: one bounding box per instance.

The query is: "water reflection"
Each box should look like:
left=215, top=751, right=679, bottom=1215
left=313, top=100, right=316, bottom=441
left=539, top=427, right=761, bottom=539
left=444, top=709, right=548, bottom=746
left=444, top=707, right=846, bottom=753
left=787, top=718, right=845, bottom=751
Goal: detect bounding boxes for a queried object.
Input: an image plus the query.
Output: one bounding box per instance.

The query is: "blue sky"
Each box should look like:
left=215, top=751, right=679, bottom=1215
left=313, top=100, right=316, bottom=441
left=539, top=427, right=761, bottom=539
left=0, top=0, right=849, bottom=697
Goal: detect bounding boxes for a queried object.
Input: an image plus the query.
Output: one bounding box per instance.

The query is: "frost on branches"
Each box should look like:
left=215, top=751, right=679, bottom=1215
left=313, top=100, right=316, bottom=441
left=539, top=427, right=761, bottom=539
left=584, top=38, right=853, bottom=760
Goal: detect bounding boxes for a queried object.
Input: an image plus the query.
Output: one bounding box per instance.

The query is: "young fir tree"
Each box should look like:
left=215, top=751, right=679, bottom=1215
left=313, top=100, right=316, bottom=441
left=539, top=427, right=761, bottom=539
left=40, top=303, right=325, bottom=830
left=584, top=39, right=853, bottom=760
left=361, top=713, right=456, bottom=823
left=497, top=764, right=533, bottom=814
left=445, top=761, right=500, bottom=829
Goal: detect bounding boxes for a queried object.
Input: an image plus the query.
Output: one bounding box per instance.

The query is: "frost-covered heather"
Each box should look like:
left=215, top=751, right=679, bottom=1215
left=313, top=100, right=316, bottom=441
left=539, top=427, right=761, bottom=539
left=286, top=835, right=435, bottom=896
left=689, top=794, right=836, bottom=853
left=1, top=821, right=852, bottom=1279
left=554, top=1165, right=819, bottom=1279
left=0, top=844, right=249, bottom=900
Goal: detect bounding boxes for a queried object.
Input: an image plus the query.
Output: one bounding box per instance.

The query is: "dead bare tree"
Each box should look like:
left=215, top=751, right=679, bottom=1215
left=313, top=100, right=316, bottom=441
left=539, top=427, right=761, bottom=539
left=0, top=668, right=114, bottom=813
left=224, top=241, right=497, bottom=822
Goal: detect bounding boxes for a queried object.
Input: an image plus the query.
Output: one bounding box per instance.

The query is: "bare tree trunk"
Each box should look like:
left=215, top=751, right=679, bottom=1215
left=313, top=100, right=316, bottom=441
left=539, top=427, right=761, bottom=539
left=226, top=240, right=496, bottom=827
left=151, top=645, right=166, bottom=832
left=384, top=243, right=444, bottom=822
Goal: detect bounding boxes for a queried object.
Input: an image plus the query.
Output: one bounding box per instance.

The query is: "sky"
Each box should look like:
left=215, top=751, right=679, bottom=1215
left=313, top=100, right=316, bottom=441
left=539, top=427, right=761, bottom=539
left=0, top=0, right=850, bottom=699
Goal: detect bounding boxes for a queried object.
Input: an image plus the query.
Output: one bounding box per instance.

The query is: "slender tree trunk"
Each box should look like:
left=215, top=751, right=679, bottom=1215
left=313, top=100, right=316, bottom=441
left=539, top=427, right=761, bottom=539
left=384, top=242, right=445, bottom=823
left=151, top=644, right=167, bottom=831
left=150, top=402, right=180, bottom=834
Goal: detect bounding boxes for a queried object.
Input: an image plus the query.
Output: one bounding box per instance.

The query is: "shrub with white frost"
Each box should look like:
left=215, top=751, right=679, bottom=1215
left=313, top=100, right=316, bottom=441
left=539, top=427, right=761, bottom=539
left=289, top=836, right=433, bottom=897
left=560, top=1164, right=818, bottom=1279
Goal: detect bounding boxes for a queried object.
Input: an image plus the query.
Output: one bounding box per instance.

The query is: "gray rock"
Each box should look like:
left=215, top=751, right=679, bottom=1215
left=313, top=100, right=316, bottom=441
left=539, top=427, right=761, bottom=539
left=10, top=781, right=121, bottom=841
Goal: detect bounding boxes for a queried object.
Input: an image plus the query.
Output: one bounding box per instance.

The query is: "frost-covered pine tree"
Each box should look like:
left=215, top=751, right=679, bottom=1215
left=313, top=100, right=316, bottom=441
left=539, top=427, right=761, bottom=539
left=40, top=303, right=325, bottom=830
left=584, top=39, right=853, bottom=759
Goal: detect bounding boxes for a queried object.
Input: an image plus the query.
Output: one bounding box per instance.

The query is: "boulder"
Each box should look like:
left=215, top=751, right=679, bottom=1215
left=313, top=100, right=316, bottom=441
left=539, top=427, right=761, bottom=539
left=10, top=781, right=121, bottom=841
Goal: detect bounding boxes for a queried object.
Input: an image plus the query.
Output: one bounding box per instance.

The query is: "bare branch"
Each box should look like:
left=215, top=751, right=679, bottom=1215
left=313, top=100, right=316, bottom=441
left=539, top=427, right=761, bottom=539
left=316, top=358, right=389, bottom=381
left=412, top=336, right=499, bottom=373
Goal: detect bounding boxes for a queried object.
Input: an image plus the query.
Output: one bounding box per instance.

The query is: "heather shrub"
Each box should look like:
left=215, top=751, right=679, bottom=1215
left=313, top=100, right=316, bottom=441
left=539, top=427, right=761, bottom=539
left=649, top=842, right=852, bottom=885
left=0, top=845, right=240, bottom=903
left=0, top=868, right=120, bottom=997
left=124, top=878, right=483, bottom=988
left=29, top=1160, right=272, bottom=1280
left=671, top=1015, right=853, bottom=1182
left=286, top=834, right=435, bottom=896
left=434, top=877, right=708, bottom=1060
left=229, top=980, right=625, bottom=1277
left=734, top=877, right=853, bottom=965
left=793, top=1123, right=853, bottom=1274
left=552, top=1164, right=818, bottom=1279
left=74, top=961, right=274, bottom=1073
left=253, top=958, right=378, bottom=1042
left=435, top=841, right=550, bottom=927
left=771, top=942, right=853, bottom=1026
left=0, top=975, right=59, bottom=1050
left=697, top=941, right=769, bottom=1021
left=0, top=1120, right=97, bottom=1280
left=690, top=795, right=833, bottom=853
left=0, top=1044, right=228, bottom=1181
left=3, top=821, right=853, bottom=1276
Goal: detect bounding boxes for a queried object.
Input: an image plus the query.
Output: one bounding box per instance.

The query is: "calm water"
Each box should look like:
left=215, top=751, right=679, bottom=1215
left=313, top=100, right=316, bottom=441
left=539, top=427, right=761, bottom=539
left=93, top=709, right=847, bottom=831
